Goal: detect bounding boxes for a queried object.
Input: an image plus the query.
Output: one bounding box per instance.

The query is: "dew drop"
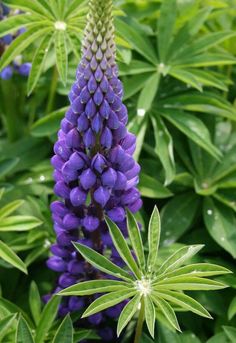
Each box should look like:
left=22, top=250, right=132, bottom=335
left=207, top=209, right=213, bottom=215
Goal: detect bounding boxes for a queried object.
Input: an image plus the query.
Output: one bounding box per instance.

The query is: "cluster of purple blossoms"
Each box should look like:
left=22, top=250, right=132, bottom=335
left=47, top=0, right=142, bottom=338
left=0, top=4, right=31, bottom=80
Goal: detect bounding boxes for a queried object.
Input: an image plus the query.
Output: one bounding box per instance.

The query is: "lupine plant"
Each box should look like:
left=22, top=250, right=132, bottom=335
left=0, top=0, right=236, bottom=342
left=47, top=0, right=142, bottom=338
left=60, top=207, right=230, bottom=342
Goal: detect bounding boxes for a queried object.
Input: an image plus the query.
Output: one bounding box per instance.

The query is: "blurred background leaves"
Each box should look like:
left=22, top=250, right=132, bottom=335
left=0, top=0, right=236, bottom=342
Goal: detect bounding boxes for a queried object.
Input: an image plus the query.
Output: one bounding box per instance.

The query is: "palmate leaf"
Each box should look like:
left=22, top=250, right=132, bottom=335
left=82, top=290, right=137, bottom=318
left=60, top=208, right=230, bottom=341
left=73, top=242, right=134, bottom=282
left=154, top=290, right=212, bottom=319
left=59, top=280, right=131, bottom=296
left=105, top=216, right=141, bottom=278
left=117, top=293, right=141, bottom=337
left=29, top=281, right=41, bottom=326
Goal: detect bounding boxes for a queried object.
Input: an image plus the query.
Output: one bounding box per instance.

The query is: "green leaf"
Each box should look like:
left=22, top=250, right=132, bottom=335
left=123, top=73, right=153, bottom=101
left=151, top=115, right=175, bottom=185
left=0, top=200, right=24, bottom=219
left=0, top=26, right=52, bottom=72
left=0, top=14, right=34, bottom=36
left=154, top=290, right=212, bottom=319
left=157, top=245, right=204, bottom=276
left=130, top=117, right=148, bottom=161
left=156, top=263, right=231, bottom=281
left=73, top=242, right=134, bottom=282
left=137, top=73, right=160, bottom=112
left=0, top=297, right=33, bottom=327
left=0, top=216, right=42, bottom=231
left=35, top=296, right=61, bottom=343
left=115, top=18, right=158, bottom=64
left=147, top=206, right=161, bottom=273
left=119, top=60, right=156, bottom=76
left=117, top=293, right=141, bottom=337
left=127, top=209, right=145, bottom=271
left=152, top=296, right=181, bottom=332
left=31, top=107, right=68, bottom=137
left=160, top=193, right=200, bottom=243
left=223, top=326, right=236, bottom=342
left=144, top=296, right=156, bottom=338
left=59, top=280, right=131, bottom=296
left=65, top=0, right=87, bottom=18
left=158, top=0, right=177, bottom=62
left=52, top=315, right=73, bottom=343
left=182, top=69, right=228, bottom=91
left=177, top=31, right=236, bottom=59
left=27, top=34, right=53, bottom=95
left=0, top=158, right=19, bottom=178
left=228, top=296, right=236, bottom=320
left=82, top=290, right=137, bottom=318
left=3, top=0, right=54, bottom=18
left=29, top=281, right=41, bottom=325
left=203, top=198, right=236, bottom=258
left=161, top=93, right=236, bottom=122
left=176, top=53, right=236, bottom=67
left=168, top=68, right=202, bottom=91
left=168, top=7, right=212, bottom=61
left=0, top=313, right=17, bottom=341
left=0, top=240, right=27, bottom=274
left=154, top=276, right=227, bottom=291
left=55, top=30, right=68, bottom=84
left=105, top=216, right=141, bottom=278
left=160, top=110, right=222, bottom=160
left=74, top=329, right=98, bottom=342
left=139, top=173, right=173, bottom=199
left=16, top=316, right=34, bottom=343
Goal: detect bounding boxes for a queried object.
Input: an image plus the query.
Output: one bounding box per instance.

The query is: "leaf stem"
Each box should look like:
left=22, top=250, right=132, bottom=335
left=134, top=298, right=145, bottom=343
left=46, top=66, right=58, bottom=114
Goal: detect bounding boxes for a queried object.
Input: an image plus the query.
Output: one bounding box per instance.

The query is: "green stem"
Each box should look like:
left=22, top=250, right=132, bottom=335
left=134, top=299, right=145, bottom=343
left=46, top=66, right=58, bottom=114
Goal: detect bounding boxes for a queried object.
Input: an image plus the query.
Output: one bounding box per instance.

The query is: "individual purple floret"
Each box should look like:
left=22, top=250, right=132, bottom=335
left=47, top=0, right=142, bottom=337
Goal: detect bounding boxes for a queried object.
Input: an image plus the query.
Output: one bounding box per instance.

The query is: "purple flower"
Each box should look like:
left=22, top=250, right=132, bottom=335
left=0, top=66, right=13, bottom=80
left=47, top=0, right=142, bottom=336
left=18, top=62, right=31, bottom=76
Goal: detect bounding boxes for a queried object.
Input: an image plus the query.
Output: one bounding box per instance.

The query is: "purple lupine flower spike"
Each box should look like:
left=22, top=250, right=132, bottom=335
left=47, top=0, right=142, bottom=336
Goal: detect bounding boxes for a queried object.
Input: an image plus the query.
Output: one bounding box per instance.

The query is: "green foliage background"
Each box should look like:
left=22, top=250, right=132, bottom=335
left=0, top=0, right=236, bottom=342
